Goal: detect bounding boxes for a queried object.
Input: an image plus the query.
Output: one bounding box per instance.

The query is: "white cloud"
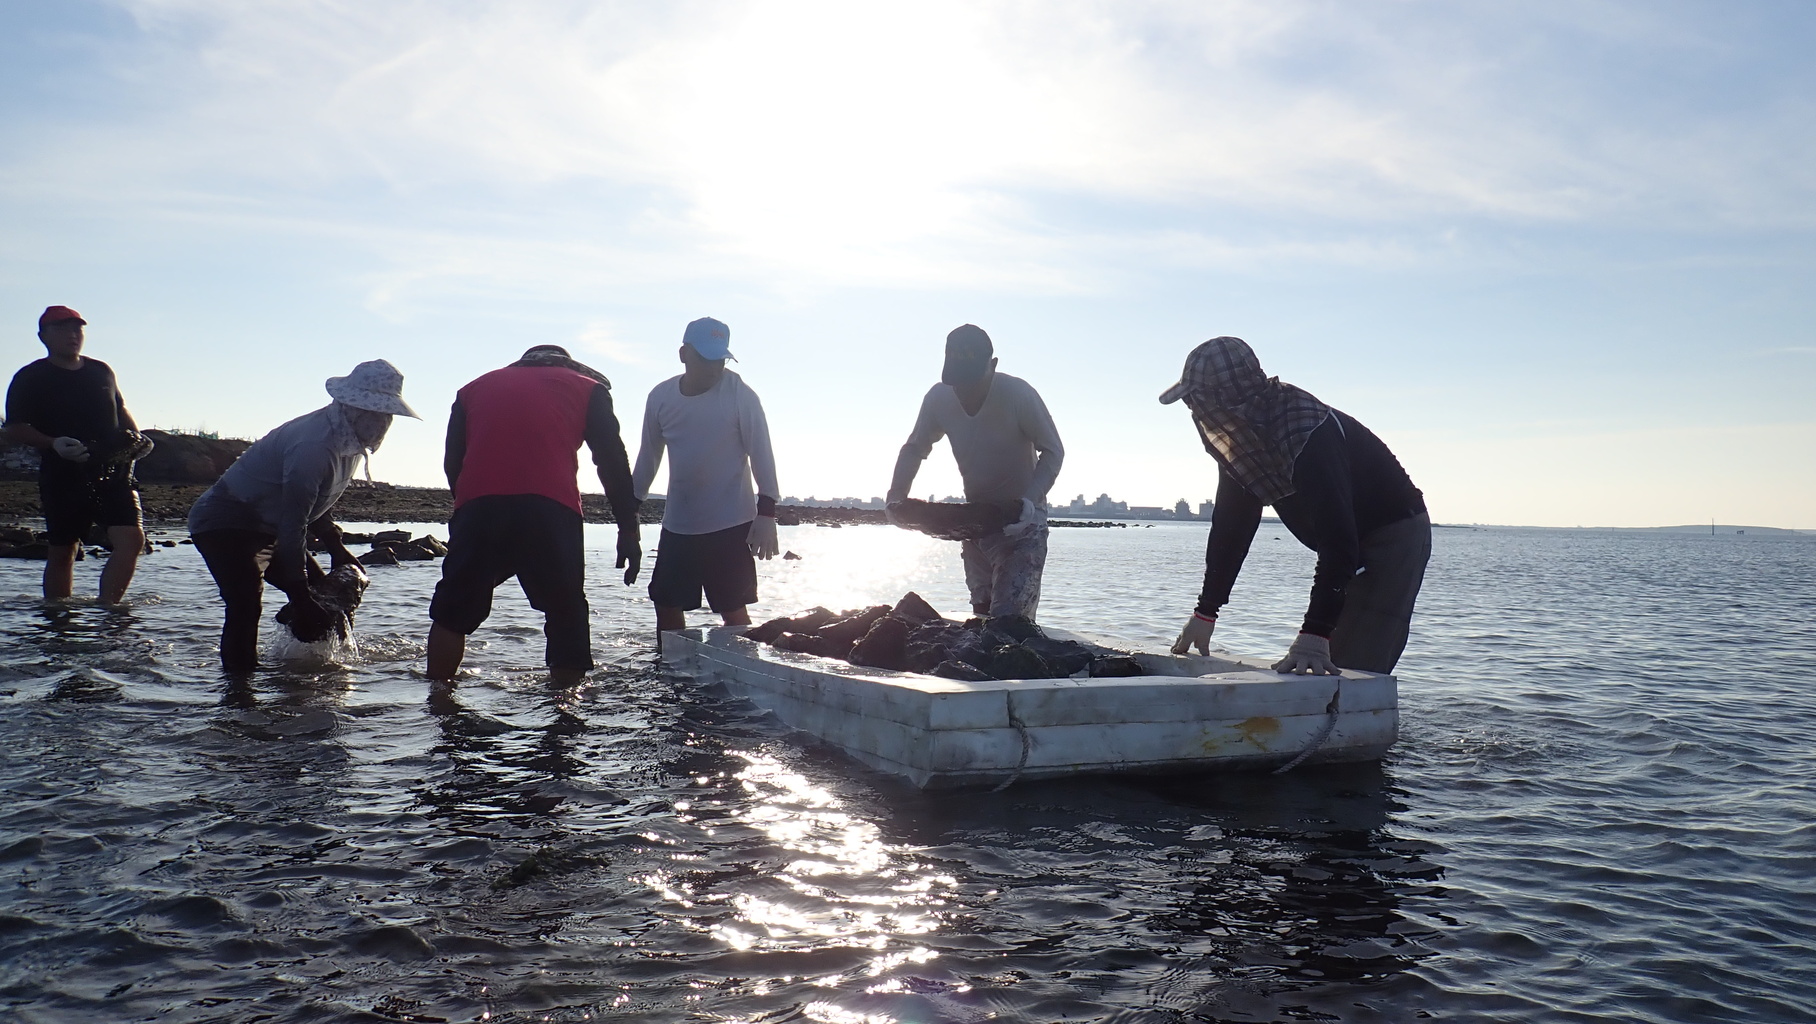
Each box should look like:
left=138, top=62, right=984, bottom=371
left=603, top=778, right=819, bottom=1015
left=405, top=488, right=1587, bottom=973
left=574, top=322, right=657, bottom=368
left=8, top=0, right=1813, bottom=300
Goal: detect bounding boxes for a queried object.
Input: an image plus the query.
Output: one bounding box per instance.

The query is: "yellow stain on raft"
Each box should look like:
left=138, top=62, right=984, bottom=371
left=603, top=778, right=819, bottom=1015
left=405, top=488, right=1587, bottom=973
left=1235, top=716, right=1281, bottom=748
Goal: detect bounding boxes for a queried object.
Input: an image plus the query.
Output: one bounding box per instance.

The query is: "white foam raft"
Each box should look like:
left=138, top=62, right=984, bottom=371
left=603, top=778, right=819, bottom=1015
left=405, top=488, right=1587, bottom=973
left=659, top=626, right=1398, bottom=790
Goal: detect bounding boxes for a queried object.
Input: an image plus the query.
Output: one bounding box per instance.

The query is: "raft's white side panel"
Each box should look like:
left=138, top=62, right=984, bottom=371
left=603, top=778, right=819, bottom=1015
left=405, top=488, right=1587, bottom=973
left=660, top=627, right=1398, bottom=790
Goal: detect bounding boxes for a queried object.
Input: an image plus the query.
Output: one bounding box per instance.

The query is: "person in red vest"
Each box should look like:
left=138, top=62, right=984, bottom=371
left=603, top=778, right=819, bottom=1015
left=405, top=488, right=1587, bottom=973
left=426, top=345, right=641, bottom=685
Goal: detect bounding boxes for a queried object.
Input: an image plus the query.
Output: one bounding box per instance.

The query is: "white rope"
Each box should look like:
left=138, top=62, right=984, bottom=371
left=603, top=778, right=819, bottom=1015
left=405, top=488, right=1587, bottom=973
left=1272, top=682, right=1341, bottom=775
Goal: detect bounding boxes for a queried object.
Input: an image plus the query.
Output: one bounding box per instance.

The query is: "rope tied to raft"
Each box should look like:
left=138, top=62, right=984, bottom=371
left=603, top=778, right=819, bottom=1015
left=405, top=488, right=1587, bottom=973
left=990, top=702, right=1033, bottom=793
left=1272, top=682, right=1341, bottom=775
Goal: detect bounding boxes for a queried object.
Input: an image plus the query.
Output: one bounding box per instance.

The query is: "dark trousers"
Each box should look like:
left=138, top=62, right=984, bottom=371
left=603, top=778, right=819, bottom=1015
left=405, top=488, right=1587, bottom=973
left=1329, top=512, right=1432, bottom=673
left=429, top=495, right=593, bottom=671
left=193, top=528, right=279, bottom=672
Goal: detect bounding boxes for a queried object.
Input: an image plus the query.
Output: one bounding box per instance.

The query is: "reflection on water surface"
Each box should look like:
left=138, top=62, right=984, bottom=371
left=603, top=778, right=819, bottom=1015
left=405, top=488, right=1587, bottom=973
left=0, top=523, right=1813, bottom=1022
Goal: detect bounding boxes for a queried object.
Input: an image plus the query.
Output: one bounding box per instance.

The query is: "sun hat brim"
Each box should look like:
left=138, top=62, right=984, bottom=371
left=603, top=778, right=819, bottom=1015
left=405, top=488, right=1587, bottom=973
left=326, top=377, right=420, bottom=419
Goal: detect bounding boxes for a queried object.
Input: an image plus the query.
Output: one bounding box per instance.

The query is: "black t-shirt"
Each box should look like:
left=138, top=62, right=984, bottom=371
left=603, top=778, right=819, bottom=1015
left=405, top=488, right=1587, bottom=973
left=1198, top=409, right=1425, bottom=635
left=4, top=357, right=128, bottom=481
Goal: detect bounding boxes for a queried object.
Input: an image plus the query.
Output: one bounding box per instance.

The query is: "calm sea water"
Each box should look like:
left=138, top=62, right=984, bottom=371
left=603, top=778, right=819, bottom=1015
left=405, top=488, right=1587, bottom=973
left=1, top=520, right=1813, bottom=1023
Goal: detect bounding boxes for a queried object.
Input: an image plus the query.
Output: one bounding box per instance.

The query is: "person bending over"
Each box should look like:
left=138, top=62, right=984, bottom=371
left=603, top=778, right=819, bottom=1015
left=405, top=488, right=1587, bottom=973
left=187, top=360, right=417, bottom=672
left=1160, top=336, right=1429, bottom=675
left=426, top=345, right=641, bottom=685
left=886, top=324, right=1064, bottom=631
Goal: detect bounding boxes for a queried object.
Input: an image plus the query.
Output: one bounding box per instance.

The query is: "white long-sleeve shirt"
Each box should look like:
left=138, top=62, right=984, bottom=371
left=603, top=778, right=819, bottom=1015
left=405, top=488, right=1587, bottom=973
left=888, top=372, right=1064, bottom=505
left=632, top=370, right=779, bottom=535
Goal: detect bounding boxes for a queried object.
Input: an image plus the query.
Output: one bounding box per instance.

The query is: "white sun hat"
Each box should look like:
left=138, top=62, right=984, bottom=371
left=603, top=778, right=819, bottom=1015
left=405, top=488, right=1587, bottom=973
left=325, top=359, right=419, bottom=418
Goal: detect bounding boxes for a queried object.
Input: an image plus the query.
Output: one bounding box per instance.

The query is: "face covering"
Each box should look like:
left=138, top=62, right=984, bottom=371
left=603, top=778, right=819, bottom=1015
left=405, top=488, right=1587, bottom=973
left=343, top=407, right=392, bottom=452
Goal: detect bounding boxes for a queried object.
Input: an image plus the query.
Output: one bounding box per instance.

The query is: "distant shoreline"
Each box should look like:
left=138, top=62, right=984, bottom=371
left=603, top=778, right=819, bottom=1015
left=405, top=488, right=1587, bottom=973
left=0, top=481, right=1806, bottom=534
left=0, top=480, right=886, bottom=529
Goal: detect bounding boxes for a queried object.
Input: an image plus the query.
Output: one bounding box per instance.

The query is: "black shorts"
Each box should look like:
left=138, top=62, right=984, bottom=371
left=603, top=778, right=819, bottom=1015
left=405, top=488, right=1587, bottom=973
left=648, top=522, right=757, bottom=613
left=40, top=467, right=142, bottom=546
left=428, top=494, right=592, bottom=671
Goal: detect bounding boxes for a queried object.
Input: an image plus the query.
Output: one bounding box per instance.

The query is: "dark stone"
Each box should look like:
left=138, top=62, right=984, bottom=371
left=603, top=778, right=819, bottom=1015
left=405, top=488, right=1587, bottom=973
left=372, top=529, right=411, bottom=545
left=891, top=591, right=942, bottom=625
left=887, top=497, right=1019, bottom=541
left=0, top=526, right=35, bottom=546
left=904, top=642, right=950, bottom=674
left=275, top=559, right=369, bottom=643
left=1089, top=655, right=1145, bottom=677
left=0, top=542, right=49, bottom=560
left=393, top=536, right=445, bottom=559
left=743, top=617, right=792, bottom=644
left=361, top=545, right=400, bottom=566
left=933, top=659, right=994, bottom=682
left=747, top=606, right=837, bottom=643
left=1022, top=635, right=1095, bottom=677
left=782, top=550, right=801, bottom=560
left=986, top=644, right=1052, bottom=680
left=380, top=540, right=436, bottom=561
left=849, top=616, right=910, bottom=671
left=775, top=631, right=853, bottom=660
left=818, top=605, right=892, bottom=647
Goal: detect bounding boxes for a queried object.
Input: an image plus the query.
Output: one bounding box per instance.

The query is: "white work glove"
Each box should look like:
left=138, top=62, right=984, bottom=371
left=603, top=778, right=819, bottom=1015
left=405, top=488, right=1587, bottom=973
left=1001, top=498, right=1046, bottom=539
left=747, top=514, right=779, bottom=560
left=1171, top=612, right=1216, bottom=656
left=1272, top=632, right=1341, bottom=675
left=51, top=437, right=90, bottom=463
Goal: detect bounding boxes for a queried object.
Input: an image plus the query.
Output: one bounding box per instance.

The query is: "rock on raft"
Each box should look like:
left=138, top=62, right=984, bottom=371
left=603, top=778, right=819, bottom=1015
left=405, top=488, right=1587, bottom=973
left=886, top=498, right=1020, bottom=541
left=744, top=592, right=1144, bottom=681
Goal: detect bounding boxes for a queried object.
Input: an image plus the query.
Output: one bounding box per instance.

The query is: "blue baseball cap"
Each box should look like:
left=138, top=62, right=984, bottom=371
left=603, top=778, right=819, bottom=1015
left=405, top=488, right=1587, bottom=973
left=682, top=316, right=734, bottom=361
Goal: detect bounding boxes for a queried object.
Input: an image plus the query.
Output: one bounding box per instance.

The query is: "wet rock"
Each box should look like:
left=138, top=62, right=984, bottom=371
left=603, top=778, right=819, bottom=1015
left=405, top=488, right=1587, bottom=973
left=849, top=616, right=910, bottom=671
left=904, top=641, right=951, bottom=674
left=775, top=631, right=852, bottom=660
left=933, top=659, right=994, bottom=681
left=891, top=591, right=942, bottom=625
left=746, top=606, right=836, bottom=643
left=743, top=593, right=1145, bottom=680
left=985, top=644, right=1052, bottom=680
left=361, top=545, right=400, bottom=566
left=372, top=529, right=411, bottom=545
left=888, top=497, right=1019, bottom=541
left=275, top=559, right=369, bottom=643
left=783, top=550, right=801, bottom=560
left=1021, top=635, right=1095, bottom=677
left=818, top=605, right=892, bottom=647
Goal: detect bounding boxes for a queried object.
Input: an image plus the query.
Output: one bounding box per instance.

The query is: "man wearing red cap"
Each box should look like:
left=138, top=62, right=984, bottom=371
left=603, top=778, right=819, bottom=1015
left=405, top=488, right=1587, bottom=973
left=2, top=306, right=147, bottom=603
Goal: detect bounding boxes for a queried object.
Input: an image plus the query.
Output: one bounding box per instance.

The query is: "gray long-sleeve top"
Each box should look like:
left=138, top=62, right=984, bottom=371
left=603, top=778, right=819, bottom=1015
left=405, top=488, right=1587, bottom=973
left=888, top=372, right=1064, bottom=505
left=187, top=404, right=366, bottom=584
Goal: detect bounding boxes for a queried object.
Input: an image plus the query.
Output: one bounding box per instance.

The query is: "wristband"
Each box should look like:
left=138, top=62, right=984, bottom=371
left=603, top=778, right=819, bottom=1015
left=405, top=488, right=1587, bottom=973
left=1193, top=611, right=1217, bottom=623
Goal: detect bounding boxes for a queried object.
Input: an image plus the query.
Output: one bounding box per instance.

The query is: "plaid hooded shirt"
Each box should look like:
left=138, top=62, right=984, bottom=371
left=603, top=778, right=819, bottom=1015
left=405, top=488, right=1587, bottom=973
left=1160, top=337, right=1330, bottom=505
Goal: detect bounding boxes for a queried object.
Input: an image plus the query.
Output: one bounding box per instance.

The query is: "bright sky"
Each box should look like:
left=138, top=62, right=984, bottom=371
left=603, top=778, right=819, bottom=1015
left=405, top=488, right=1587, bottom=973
left=3, top=1, right=1812, bottom=528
